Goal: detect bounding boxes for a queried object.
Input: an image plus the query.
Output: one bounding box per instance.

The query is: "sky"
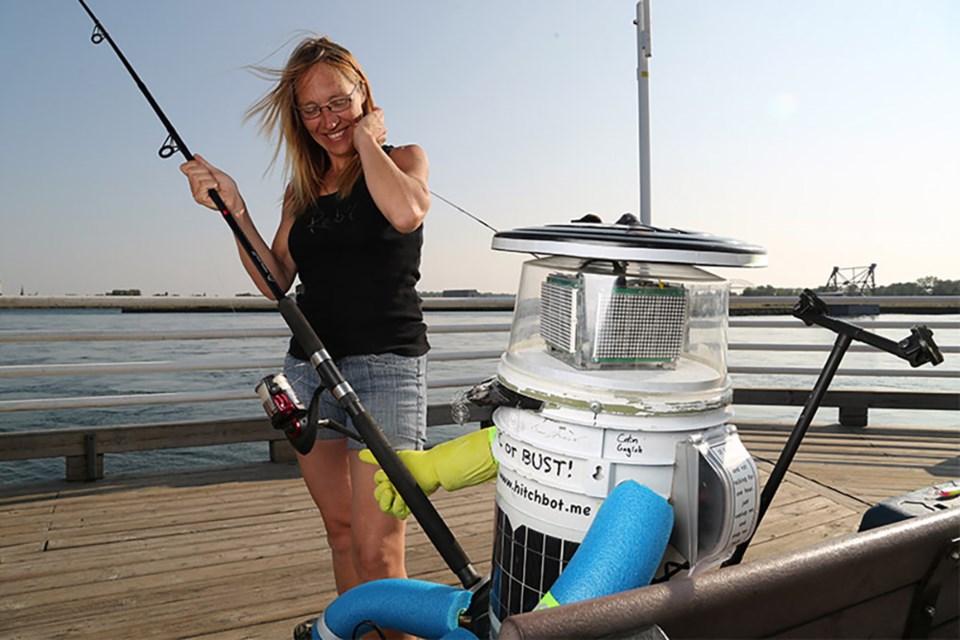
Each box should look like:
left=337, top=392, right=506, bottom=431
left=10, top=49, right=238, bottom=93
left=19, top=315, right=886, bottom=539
left=1, top=0, right=957, bottom=297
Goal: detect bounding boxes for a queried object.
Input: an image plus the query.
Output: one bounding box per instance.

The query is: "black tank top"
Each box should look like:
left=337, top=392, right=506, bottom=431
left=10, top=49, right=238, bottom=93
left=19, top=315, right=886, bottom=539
left=286, top=164, right=429, bottom=361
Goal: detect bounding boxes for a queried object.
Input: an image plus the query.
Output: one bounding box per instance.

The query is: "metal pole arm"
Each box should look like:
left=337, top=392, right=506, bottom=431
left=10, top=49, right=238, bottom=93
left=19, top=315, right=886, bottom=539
left=724, top=289, right=944, bottom=567
left=724, top=331, right=854, bottom=567
left=793, top=290, right=943, bottom=367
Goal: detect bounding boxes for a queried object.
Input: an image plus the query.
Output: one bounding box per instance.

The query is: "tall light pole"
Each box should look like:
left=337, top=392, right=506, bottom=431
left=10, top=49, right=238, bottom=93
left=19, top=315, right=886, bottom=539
left=636, top=1, right=652, bottom=226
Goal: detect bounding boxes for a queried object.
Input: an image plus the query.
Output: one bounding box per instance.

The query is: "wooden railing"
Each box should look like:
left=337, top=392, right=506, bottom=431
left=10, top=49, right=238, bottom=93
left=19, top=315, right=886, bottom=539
left=1, top=297, right=955, bottom=480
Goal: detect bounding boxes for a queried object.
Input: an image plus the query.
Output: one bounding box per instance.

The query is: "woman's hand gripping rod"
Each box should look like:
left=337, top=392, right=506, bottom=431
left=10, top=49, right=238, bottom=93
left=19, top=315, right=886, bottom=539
left=77, top=0, right=483, bottom=591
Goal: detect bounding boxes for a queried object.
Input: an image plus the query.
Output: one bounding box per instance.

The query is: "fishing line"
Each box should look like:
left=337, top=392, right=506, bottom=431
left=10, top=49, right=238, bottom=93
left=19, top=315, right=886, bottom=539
left=81, top=0, right=503, bottom=271
left=430, top=191, right=499, bottom=234
left=212, top=269, right=280, bottom=390
left=431, top=191, right=543, bottom=260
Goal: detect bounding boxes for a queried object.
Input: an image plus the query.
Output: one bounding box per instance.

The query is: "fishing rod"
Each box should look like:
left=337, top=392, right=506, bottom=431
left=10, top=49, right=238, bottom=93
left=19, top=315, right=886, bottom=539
left=75, top=0, right=484, bottom=593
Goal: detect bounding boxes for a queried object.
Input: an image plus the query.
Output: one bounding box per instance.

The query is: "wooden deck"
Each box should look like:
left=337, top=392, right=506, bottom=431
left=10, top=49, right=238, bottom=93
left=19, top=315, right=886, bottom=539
left=1, top=421, right=957, bottom=640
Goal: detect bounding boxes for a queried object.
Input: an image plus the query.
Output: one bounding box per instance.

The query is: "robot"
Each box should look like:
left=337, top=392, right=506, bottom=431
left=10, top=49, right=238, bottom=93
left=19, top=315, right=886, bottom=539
left=363, top=216, right=768, bottom=635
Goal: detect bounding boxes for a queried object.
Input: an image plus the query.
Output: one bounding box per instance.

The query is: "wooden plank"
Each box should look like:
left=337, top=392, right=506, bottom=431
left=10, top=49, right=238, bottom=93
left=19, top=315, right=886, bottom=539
left=1, top=566, right=338, bottom=639
left=734, top=388, right=960, bottom=410
left=0, top=419, right=275, bottom=461
left=751, top=496, right=858, bottom=543
left=1, top=546, right=331, bottom=619
left=0, top=519, right=318, bottom=576
left=0, top=483, right=497, bottom=640
left=1, top=422, right=956, bottom=639
left=745, top=513, right=863, bottom=561
left=0, top=393, right=950, bottom=466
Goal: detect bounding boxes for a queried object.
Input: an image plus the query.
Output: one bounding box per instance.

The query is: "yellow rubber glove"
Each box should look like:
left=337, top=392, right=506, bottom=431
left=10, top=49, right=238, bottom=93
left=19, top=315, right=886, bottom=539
left=358, top=427, right=499, bottom=519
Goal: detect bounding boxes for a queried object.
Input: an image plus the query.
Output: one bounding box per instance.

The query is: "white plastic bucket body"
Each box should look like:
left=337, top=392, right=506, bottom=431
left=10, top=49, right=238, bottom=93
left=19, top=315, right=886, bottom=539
left=492, top=406, right=732, bottom=500
left=486, top=254, right=762, bottom=632
left=487, top=402, right=731, bottom=629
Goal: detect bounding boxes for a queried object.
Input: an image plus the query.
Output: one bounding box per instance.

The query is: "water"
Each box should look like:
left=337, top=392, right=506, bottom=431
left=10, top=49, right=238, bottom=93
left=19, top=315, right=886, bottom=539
left=1, top=308, right=956, bottom=485
left=727, top=316, right=958, bottom=427
left=0, top=308, right=511, bottom=484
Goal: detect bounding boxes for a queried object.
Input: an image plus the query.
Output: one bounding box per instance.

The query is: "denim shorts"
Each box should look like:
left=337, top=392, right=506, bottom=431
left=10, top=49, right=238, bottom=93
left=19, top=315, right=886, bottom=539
left=283, top=352, right=427, bottom=451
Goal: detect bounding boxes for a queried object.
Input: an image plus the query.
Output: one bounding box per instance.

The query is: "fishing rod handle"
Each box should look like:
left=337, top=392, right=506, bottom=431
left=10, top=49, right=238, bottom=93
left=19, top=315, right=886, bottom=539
left=350, top=409, right=483, bottom=589
left=277, top=297, right=482, bottom=589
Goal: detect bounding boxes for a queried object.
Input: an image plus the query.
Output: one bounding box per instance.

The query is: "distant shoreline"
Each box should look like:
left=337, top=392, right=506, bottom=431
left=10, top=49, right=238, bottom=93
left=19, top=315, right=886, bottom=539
left=0, top=294, right=956, bottom=315
left=0, top=295, right=518, bottom=313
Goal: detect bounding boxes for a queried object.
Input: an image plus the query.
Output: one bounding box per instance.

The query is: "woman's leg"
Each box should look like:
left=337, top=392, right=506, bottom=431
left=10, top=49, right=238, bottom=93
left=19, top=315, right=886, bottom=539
left=348, top=451, right=415, bottom=640
left=297, top=439, right=361, bottom=594
left=284, top=353, right=363, bottom=593
left=342, top=352, right=426, bottom=582
left=347, top=450, right=409, bottom=581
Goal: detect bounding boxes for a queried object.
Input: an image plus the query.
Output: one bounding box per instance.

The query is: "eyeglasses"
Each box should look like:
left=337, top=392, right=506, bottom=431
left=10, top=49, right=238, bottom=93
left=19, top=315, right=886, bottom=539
left=297, top=84, right=361, bottom=121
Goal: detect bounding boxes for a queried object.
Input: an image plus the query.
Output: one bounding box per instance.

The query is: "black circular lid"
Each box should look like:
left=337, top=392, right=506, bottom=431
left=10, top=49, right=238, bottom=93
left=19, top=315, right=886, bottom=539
left=491, top=214, right=767, bottom=267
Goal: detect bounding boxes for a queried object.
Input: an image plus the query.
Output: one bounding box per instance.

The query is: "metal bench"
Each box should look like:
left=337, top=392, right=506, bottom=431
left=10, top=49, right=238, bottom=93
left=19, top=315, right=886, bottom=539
left=498, top=508, right=960, bottom=639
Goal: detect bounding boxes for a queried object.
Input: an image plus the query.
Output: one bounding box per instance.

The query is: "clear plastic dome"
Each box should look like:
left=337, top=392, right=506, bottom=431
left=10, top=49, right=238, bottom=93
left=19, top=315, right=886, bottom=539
left=498, top=256, right=731, bottom=410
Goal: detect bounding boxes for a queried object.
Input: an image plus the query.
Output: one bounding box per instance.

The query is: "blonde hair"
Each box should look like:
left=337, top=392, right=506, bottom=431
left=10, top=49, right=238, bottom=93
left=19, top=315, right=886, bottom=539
left=246, top=36, right=374, bottom=216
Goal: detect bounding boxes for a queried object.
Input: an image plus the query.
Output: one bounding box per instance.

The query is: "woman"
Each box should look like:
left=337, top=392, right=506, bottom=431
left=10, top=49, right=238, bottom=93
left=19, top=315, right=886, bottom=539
left=180, top=36, right=430, bottom=636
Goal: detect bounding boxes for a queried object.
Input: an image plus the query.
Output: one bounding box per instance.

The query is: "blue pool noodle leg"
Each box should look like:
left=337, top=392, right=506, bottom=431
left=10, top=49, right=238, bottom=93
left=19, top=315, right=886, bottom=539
left=537, top=480, right=674, bottom=609
left=316, top=578, right=473, bottom=640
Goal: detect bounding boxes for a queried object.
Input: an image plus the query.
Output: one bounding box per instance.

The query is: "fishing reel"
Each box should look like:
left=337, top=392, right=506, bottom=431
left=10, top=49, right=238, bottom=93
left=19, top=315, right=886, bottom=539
left=255, top=373, right=317, bottom=455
